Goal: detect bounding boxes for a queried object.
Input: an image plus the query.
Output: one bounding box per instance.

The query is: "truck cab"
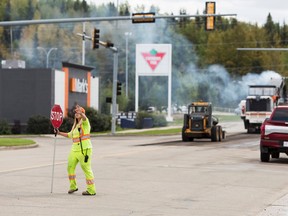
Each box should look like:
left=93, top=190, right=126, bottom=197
left=243, top=85, right=279, bottom=133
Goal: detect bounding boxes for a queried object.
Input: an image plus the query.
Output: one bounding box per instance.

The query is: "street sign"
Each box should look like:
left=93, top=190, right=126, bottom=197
left=132, top=13, right=155, bottom=23
left=50, top=104, right=63, bottom=129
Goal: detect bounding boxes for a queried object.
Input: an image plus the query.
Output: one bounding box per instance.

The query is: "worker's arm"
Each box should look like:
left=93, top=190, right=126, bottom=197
left=54, top=128, right=68, bottom=137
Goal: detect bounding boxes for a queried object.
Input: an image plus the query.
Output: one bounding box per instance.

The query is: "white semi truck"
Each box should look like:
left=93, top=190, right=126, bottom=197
left=242, top=85, right=280, bottom=133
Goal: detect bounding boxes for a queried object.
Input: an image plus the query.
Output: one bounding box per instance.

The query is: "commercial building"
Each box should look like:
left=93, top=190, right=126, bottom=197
left=0, top=61, right=99, bottom=129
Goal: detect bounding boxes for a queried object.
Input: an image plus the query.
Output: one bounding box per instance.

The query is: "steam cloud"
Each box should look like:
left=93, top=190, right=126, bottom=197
left=185, top=64, right=283, bottom=108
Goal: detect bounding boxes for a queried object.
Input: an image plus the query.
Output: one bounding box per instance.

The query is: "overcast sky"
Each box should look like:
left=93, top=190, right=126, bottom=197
left=89, top=0, right=288, bottom=26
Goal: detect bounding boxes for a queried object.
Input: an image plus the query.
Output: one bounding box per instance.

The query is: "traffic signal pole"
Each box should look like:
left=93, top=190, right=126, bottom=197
left=98, top=41, right=118, bottom=135
left=96, top=41, right=118, bottom=135
left=111, top=48, right=118, bottom=135
left=78, top=28, right=118, bottom=134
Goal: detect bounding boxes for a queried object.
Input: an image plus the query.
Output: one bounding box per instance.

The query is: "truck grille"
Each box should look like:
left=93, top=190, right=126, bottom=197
left=191, top=119, right=204, bottom=131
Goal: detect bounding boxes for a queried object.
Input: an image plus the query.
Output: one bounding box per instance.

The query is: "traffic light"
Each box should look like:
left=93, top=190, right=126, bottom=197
left=117, top=81, right=122, bottom=96
left=92, top=28, right=100, bottom=49
left=106, top=41, right=114, bottom=48
left=205, top=2, right=216, bottom=31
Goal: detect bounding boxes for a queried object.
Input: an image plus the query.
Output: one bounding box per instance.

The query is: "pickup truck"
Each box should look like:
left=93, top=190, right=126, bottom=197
left=260, top=105, right=288, bottom=162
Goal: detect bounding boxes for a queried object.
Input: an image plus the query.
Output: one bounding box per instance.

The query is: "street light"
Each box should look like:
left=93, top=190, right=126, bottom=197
left=37, top=47, right=58, bottom=68
left=125, top=32, right=132, bottom=98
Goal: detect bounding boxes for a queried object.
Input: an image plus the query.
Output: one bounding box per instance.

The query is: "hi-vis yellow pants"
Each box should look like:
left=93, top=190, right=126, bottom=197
left=67, top=148, right=96, bottom=194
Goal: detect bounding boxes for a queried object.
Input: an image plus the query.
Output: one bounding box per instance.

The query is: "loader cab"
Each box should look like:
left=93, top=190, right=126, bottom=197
left=188, top=102, right=213, bottom=128
left=189, top=102, right=211, bottom=115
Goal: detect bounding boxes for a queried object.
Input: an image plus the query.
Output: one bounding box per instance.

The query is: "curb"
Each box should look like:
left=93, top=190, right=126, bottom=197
left=0, top=143, right=39, bottom=151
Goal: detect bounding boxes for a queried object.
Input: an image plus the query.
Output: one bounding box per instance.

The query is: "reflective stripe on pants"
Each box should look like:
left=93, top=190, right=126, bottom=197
left=67, top=148, right=96, bottom=194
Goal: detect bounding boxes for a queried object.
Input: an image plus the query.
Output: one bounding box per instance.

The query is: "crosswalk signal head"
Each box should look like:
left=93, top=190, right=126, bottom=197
left=92, top=28, right=100, bottom=49
left=117, top=81, right=122, bottom=96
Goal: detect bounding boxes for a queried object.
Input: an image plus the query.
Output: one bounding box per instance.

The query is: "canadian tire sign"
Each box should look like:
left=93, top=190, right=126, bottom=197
left=136, top=44, right=171, bottom=76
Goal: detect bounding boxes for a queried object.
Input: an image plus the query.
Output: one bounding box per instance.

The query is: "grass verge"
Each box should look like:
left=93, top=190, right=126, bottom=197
left=0, top=138, right=36, bottom=147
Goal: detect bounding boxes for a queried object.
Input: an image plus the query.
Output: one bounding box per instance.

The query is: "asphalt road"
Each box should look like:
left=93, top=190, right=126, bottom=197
left=1, top=121, right=288, bottom=216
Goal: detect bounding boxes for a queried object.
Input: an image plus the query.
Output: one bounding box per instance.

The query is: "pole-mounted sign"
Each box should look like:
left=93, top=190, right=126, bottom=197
left=132, top=12, right=156, bottom=24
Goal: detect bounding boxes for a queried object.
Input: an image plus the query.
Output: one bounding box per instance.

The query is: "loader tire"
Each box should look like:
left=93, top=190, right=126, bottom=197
left=211, top=126, right=218, bottom=142
left=182, top=127, right=189, bottom=142
left=218, top=126, right=222, bottom=142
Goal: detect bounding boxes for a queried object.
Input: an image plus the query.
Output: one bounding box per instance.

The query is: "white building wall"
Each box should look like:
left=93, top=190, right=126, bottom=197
left=54, top=70, right=65, bottom=115
left=90, top=77, right=99, bottom=111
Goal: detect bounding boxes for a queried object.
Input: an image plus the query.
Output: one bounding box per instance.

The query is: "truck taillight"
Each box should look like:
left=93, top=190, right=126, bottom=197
left=260, top=123, right=265, bottom=132
left=260, top=123, right=265, bottom=136
left=241, top=106, right=245, bottom=114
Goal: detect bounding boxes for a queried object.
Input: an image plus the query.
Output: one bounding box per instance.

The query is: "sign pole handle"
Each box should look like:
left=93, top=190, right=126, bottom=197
left=50, top=104, right=63, bottom=194
left=50, top=130, right=57, bottom=193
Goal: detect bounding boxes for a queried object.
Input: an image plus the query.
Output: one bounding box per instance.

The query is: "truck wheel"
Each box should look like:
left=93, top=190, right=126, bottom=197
left=218, top=126, right=222, bottom=141
left=271, top=152, right=280, bottom=158
left=211, top=126, right=218, bottom=142
left=182, top=127, right=189, bottom=142
left=222, top=130, right=226, bottom=139
left=260, top=152, right=270, bottom=162
left=246, top=122, right=252, bottom=133
left=183, top=114, right=189, bottom=128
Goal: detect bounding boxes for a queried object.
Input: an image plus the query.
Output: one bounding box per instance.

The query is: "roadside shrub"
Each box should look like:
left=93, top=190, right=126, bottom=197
left=85, top=107, right=111, bottom=132
left=135, top=112, right=167, bottom=129
left=0, top=120, right=11, bottom=135
left=26, top=115, right=51, bottom=134
left=152, top=114, right=167, bottom=127
left=135, top=112, right=153, bottom=129
left=11, top=120, right=21, bottom=134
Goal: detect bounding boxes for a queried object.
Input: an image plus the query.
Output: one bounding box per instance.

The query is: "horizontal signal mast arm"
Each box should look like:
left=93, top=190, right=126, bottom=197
left=0, top=14, right=237, bottom=26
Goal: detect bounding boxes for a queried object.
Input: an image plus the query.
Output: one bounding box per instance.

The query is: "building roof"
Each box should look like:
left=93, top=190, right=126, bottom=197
left=62, top=61, right=95, bottom=71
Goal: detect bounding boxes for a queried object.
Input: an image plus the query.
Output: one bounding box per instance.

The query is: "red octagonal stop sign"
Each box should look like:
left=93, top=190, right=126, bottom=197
left=50, top=104, right=63, bottom=129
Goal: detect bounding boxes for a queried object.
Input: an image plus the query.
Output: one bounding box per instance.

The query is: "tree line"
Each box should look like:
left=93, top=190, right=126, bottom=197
left=0, top=0, right=287, bottom=111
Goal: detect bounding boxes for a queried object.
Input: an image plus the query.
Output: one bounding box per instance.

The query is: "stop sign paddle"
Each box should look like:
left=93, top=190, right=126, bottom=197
left=50, top=104, right=63, bottom=193
left=50, top=104, right=63, bottom=129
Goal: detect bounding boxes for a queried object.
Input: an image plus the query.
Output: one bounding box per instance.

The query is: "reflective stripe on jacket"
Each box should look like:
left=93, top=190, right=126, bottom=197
left=68, top=118, right=92, bottom=151
left=73, top=135, right=91, bottom=143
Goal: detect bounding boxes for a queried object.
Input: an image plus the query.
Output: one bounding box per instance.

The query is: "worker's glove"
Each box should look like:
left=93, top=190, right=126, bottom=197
left=54, top=128, right=59, bottom=136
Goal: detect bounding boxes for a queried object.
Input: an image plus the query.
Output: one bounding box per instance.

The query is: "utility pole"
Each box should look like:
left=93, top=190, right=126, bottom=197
left=77, top=22, right=88, bottom=65
left=82, top=22, right=86, bottom=65
left=125, top=32, right=132, bottom=98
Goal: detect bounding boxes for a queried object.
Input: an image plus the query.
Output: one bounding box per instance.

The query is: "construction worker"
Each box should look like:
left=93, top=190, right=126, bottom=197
left=55, top=105, right=96, bottom=196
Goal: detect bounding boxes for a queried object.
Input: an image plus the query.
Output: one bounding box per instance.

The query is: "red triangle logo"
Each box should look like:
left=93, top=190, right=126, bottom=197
left=142, top=49, right=166, bottom=71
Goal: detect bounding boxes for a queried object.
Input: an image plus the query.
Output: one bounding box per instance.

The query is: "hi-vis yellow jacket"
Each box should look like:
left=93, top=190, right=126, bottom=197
left=67, top=118, right=92, bottom=152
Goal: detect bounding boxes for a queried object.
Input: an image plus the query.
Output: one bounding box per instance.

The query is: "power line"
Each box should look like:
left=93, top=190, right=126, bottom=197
left=237, top=48, right=288, bottom=51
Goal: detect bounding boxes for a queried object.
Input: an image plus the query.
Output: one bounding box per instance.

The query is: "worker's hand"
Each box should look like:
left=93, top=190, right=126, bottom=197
left=74, top=105, right=82, bottom=114
left=74, top=105, right=85, bottom=116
